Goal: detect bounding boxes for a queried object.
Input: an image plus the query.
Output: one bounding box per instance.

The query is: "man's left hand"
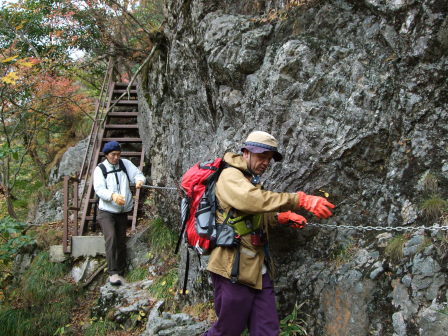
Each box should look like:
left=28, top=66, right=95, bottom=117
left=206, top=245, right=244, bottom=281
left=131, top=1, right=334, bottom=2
left=278, top=211, right=307, bottom=229
left=135, top=181, right=144, bottom=189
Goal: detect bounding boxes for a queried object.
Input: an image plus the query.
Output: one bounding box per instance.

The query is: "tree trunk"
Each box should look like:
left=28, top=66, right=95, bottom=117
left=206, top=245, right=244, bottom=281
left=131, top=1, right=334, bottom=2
left=28, top=147, right=47, bottom=185
left=4, top=187, right=17, bottom=219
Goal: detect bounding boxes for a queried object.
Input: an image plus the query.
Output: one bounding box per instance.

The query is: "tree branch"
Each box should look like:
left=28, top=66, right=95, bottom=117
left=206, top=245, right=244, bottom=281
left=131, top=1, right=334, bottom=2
left=107, top=0, right=153, bottom=37
left=106, top=42, right=159, bottom=113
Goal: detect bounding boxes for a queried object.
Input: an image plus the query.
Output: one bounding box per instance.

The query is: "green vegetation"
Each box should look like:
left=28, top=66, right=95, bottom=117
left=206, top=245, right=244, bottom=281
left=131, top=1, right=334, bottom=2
left=0, top=251, right=79, bottom=336
left=385, top=235, right=408, bottom=262
left=0, top=216, right=35, bottom=263
left=421, top=195, right=448, bottom=220
left=279, top=302, right=309, bottom=336
left=136, top=218, right=180, bottom=310
left=437, top=306, right=448, bottom=316
left=419, top=172, right=448, bottom=221
left=127, top=265, right=149, bottom=282
left=149, top=268, right=178, bottom=299
left=332, top=242, right=358, bottom=266
left=147, top=217, right=177, bottom=251
left=182, top=302, right=216, bottom=322
left=242, top=302, right=309, bottom=335
left=422, top=172, right=439, bottom=194
left=83, top=318, right=117, bottom=336
left=0, top=216, right=35, bottom=295
left=0, top=0, right=165, bottom=219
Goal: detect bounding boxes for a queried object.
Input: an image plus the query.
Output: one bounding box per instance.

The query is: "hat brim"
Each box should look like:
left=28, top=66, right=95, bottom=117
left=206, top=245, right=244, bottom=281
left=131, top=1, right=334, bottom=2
left=242, top=145, right=283, bottom=162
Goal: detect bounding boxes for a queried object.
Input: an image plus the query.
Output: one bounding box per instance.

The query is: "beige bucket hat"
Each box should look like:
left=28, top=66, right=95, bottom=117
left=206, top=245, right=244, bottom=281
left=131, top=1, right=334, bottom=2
left=241, top=131, right=283, bottom=162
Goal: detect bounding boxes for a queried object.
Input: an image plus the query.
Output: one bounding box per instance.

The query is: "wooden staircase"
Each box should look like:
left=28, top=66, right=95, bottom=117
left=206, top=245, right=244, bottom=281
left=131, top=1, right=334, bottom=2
left=63, top=79, right=145, bottom=253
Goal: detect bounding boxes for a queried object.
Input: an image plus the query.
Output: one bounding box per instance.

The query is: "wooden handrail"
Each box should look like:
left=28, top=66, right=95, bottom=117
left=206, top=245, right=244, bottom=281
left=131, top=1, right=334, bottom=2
left=78, top=58, right=115, bottom=198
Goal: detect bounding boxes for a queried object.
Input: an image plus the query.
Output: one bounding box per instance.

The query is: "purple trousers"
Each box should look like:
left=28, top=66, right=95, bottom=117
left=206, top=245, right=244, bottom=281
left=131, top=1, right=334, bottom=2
left=204, top=272, right=279, bottom=336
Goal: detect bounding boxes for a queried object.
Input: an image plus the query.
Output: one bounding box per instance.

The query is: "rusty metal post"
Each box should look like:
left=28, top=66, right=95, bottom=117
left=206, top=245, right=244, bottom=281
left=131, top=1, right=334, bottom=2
left=73, top=179, right=79, bottom=237
left=63, top=176, right=70, bottom=253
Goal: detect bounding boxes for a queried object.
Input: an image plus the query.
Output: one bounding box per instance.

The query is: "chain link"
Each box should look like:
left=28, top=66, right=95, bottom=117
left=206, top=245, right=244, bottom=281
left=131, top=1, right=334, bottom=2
left=307, top=222, right=448, bottom=232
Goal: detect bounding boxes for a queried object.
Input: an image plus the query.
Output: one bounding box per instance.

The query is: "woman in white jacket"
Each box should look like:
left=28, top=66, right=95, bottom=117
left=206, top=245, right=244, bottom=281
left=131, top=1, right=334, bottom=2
left=93, top=141, right=145, bottom=285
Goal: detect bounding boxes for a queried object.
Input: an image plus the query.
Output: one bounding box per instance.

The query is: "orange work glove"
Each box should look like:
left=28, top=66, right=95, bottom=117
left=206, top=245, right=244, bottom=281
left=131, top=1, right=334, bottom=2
left=278, top=211, right=307, bottom=229
left=135, top=180, right=144, bottom=189
left=112, top=193, right=125, bottom=206
left=297, top=192, right=335, bottom=218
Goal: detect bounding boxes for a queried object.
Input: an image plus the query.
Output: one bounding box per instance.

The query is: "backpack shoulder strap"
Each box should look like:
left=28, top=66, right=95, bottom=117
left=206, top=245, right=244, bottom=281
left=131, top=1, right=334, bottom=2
left=98, top=163, right=107, bottom=179
left=118, top=159, right=131, bottom=183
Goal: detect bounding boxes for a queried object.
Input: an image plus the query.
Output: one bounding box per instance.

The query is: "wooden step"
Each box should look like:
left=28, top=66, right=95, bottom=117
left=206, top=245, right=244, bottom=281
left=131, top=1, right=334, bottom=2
left=111, top=100, right=138, bottom=105
left=100, top=151, right=142, bottom=156
left=85, top=215, right=133, bottom=221
left=115, top=82, right=136, bottom=88
left=108, top=112, right=138, bottom=117
left=113, top=89, right=137, bottom=94
left=105, top=124, right=138, bottom=129
left=102, top=137, right=142, bottom=142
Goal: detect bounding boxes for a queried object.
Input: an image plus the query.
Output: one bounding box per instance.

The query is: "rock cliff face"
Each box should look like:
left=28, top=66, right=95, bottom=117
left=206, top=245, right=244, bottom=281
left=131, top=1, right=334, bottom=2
left=138, top=0, right=448, bottom=334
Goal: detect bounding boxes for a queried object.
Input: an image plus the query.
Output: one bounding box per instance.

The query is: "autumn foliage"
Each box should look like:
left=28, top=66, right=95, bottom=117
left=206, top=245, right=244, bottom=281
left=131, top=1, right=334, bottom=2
left=0, top=0, right=164, bottom=218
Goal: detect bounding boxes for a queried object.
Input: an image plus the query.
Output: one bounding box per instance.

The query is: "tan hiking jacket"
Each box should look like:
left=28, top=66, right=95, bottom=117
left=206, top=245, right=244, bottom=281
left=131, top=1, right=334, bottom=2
left=207, top=152, right=299, bottom=289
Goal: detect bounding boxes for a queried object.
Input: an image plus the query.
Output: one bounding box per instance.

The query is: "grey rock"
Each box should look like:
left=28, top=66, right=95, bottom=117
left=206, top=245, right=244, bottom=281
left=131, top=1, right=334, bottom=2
left=134, top=0, right=448, bottom=334
left=377, top=233, right=393, bottom=247
left=142, top=300, right=209, bottom=336
left=127, top=226, right=152, bottom=269
left=392, top=311, right=407, bottom=336
left=70, top=258, right=100, bottom=283
left=418, top=302, right=448, bottom=336
left=400, top=200, right=418, bottom=225
left=370, top=265, right=384, bottom=280
left=402, top=274, right=412, bottom=287
left=412, top=254, right=441, bottom=277
left=49, top=245, right=67, bottom=263
left=403, top=234, right=425, bottom=257
left=391, top=279, right=418, bottom=318
left=29, top=190, right=64, bottom=225
left=92, top=280, right=153, bottom=328
left=49, top=138, right=89, bottom=184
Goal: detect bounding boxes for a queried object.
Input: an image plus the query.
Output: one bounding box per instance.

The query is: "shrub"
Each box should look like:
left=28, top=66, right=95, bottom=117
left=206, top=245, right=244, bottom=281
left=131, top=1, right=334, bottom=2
left=0, top=216, right=35, bottom=263
left=279, top=301, right=309, bottom=336
left=147, top=218, right=177, bottom=252
left=0, top=251, right=78, bottom=336
left=385, top=235, right=408, bottom=262
left=421, top=195, right=448, bottom=220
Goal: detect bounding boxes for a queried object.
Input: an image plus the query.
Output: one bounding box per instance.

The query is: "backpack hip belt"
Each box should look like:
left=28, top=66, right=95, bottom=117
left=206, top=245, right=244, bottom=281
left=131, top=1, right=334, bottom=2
left=225, top=213, right=262, bottom=237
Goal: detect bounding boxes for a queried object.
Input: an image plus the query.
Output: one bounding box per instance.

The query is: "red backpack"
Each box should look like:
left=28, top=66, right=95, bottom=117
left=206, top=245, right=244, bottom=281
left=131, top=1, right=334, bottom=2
left=175, top=157, right=226, bottom=255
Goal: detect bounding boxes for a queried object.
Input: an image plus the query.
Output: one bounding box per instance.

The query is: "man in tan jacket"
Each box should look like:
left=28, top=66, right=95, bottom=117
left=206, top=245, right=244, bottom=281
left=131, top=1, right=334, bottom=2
left=203, top=131, right=335, bottom=336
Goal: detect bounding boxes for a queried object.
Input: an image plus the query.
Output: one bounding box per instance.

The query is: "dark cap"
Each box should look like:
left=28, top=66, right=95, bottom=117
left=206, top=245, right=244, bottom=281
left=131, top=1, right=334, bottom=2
left=102, top=141, right=121, bottom=154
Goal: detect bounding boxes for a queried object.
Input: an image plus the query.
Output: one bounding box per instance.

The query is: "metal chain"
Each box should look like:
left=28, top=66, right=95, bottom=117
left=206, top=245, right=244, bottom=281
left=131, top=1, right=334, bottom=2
left=140, top=185, right=448, bottom=233
left=307, top=222, right=448, bottom=232
left=141, top=184, right=178, bottom=190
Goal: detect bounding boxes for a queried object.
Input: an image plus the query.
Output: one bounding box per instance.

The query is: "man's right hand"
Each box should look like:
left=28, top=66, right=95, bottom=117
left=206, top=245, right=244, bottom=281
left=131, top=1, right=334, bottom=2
left=112, top=193, right=125, bottom=206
